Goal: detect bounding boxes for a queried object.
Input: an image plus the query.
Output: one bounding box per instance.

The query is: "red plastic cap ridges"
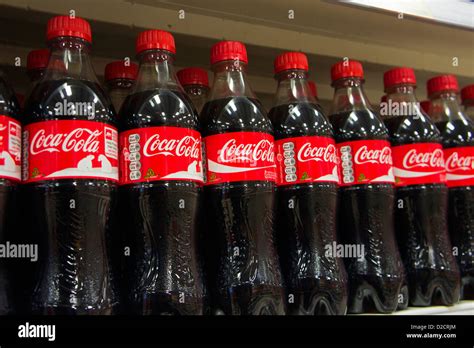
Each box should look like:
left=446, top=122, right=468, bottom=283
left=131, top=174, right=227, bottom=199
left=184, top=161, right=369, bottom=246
left=136, top=30, right=176, bottom=54
left=177, top=67, right=209, bottom=87
left=427, top=75, right=459, bottom=96
left=331, top=59, right=364, bottom=82
left=104, top=61, right=139, bottom=81
left=384, top=67, right=416, bottom=90
left=27, top=49, right=50, bottom=71
left=274, top=52, right=308, bottom=74
left=210, top=41, right=248, bottom=65
left=46, top=16, right=92, bottom=42
left=461, top=84, right=474, bottom=102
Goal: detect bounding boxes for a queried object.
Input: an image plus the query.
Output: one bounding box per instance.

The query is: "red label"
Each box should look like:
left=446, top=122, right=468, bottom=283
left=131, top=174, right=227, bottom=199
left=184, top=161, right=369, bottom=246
left=120, top=126, right=203, bottom=185
left=0, top=115, right=21, bottom=182
left=275, top=136, right=339, bottom=185
left=23, top=120, right=118, bottom=183
left=444, top=146, right=474, bottom=187
left=204, top=131, right=276, bottom=184
left=337, top=139, right=394, bottom=186
left=392, top=142, right=446, bottom=186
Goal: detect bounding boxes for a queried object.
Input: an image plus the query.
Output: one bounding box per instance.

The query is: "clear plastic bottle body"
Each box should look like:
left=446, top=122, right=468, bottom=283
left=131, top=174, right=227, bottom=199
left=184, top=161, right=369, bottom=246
left=23, top=36, right=119, bottom=314
left=429, top=89, right=473, bottom=299
left=119, top=49, right=205, bottom=315
left=269, top=69, right=347, bottom=315
left=328, top=77, right=405, bottom=314
left=384, top=84, right=460, bottom=306
left=463, top=99, right=474, bottom=122
left=201, top=60, right=285, bottom=315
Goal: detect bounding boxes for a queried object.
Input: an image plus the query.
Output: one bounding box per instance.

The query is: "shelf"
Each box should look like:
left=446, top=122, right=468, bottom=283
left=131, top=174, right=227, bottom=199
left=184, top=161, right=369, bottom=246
left=0, top=0, right=472, bottom=111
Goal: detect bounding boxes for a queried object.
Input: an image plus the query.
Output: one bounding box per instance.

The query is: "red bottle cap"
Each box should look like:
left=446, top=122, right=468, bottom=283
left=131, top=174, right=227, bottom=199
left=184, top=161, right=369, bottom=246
left=46, top=16, right=92, bottom=43
left=308, top=81, right=318, bottom=98
left=210, top=41, right=247, bottom=65
left=380, top=95, right=387, bottom=104
left=27, top=49, right=50, bottom=71
left=461, top=84, right=474, bottom=102
left=420, top=100, right=431, bottom=114
left=136, top=30, right=176, bottom=55
left=331, top=60, right=364, bottom=82
left=427, top=75, right=459, bottom=97
left=274, top=52, right=308, bottom=74
left=104, top=61, right=138, bottom=81
left=384, top=67, right=416, bottom=90
left=177, top=67, right=209, bottom=87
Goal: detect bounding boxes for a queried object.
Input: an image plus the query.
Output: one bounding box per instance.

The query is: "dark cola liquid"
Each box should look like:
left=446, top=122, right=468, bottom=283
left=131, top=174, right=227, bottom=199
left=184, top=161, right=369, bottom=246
left=0, top=76, right=20, bottom=315
left=329, top=109, right=405, bottom=313
left=384, top=114, right=460, bottom=306
left=269, top=102, right=347, bottom=315
left=120, top=89, right=205, bottom=315
left=201, top=97, right=285, bottom=315
left=436, top=119, right=474, bottom=300
left=23, top=79, right=118, bottom=314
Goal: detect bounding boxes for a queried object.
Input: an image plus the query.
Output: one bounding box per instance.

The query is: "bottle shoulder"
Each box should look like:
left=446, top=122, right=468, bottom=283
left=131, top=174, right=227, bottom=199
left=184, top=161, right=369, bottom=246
left=119, top=89, right=198, bottom=131
left=384, top=114, right=441, bottom=145
left=200, top=97, right=272, bottom=136
left=436, top=119, right=474, bottom=148
left=328, top=109, right=389, bottom=142
left=269, top=102, right=333, bottom=139
left=23, top=79, right=116, bottom=126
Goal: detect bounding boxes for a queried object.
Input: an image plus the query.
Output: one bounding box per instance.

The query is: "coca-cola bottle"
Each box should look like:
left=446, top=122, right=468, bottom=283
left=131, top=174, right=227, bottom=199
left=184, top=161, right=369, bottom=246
left=23, top=15, right=119, bottom=314
left=0, top=72, right=21, bottom=315
left=27, top=49, right=50, bottom=84
left=383, top=67, right=460, bottom=306
left=201, top=41, right=285, bottom=315
left=427, top=74, right=473, bottom=300
left=328, top=60, right=405, bottom=313
left=177, top=67, right=209, bottom=114
left=119, top=30, right=205, bottom=315
left=104, top=61, right=138, bottom=113
left=269, top=52, right=347, bottom=315
left=461, top=85, right=474, bottom=121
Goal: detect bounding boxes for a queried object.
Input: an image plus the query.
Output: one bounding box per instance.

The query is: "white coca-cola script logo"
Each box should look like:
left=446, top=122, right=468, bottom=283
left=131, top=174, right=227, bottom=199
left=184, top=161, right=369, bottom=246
left=143, top=134, right=200, bottom=159
left=30, top=128, right=101, bottom=155
left=402, top=148, right=444, bottom=169
left=218, top=139, right=274, bottom=163
left=354, top=145, right=392, bottom=165
left=297, top=143, right=337, bottom=163
left=445, top=151, right=474, bottom=172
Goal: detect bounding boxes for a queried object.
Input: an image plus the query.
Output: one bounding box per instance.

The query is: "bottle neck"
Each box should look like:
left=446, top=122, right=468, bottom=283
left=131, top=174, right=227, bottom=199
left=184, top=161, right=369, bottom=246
left=385, top=84, right=423, bottom=118
left=106, top=78, right=135, bottom=90
left=46, top=37, right=98, bottom=83
left=208, top=60, right=256, bottom=101
left=330, top=77, right=373, bottom=115
left=183, top=84, right=209, bottom=97
left=273, top=70, right=315, bottom=107
left=132, top=50, right=181, bottom=94
left=429, top=90, right=468, bottom=124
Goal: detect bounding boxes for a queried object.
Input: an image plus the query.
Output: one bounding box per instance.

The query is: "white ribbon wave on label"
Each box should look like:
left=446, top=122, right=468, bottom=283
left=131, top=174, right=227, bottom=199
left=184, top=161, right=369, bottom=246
left=314, top=166, right=339, bottom=182
left=46, top=154, right=118, bottom=180
left=393, top=167, right=444, bottom=178
left=0, top=151, right=21, bottom=180
left=208, top=159, right=276, bottom=173
left=161, top=160, right=204, bottom=182
left=446, top=173, right=474, bottom=181
left=371, top=167, right=395, bottom=183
